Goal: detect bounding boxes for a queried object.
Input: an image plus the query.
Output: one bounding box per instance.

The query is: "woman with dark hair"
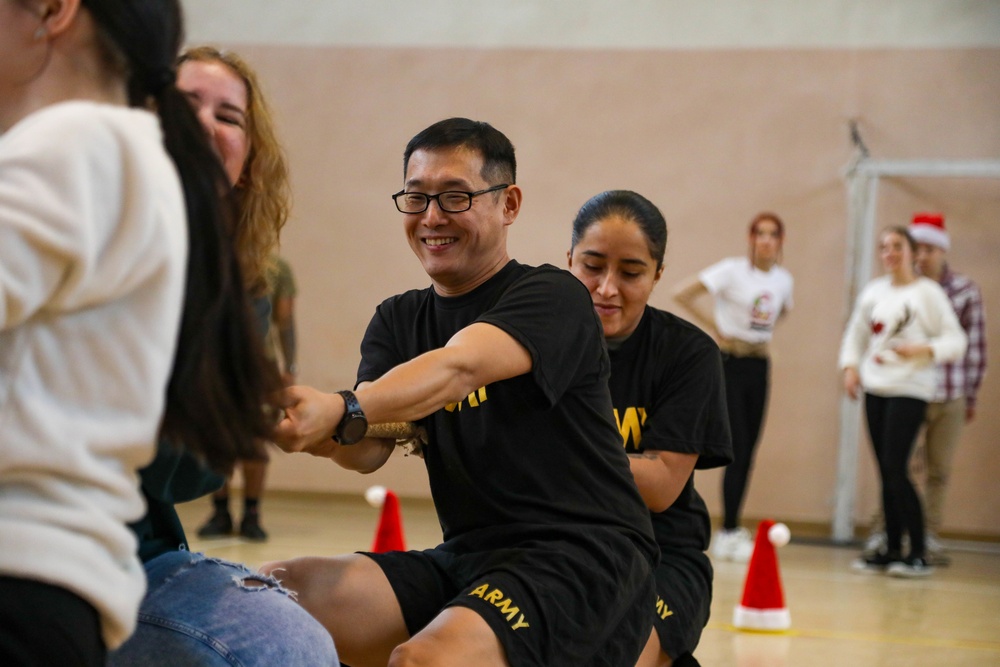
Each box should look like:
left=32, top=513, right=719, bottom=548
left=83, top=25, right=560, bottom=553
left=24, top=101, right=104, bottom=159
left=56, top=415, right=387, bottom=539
left=0, top=1, right=280, bottom=664
left=568, top=190, right=732, bottom=667
left=109, top=46, right=338, bottom=666
left=840, top=226, right=966, bottom=577
left=672, top=212, right=794, bottom=562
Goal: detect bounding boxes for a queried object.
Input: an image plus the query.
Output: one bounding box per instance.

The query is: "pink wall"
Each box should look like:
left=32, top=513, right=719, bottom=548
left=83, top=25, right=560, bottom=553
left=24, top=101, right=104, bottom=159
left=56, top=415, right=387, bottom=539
left=231, top=44, right=999, bottom=537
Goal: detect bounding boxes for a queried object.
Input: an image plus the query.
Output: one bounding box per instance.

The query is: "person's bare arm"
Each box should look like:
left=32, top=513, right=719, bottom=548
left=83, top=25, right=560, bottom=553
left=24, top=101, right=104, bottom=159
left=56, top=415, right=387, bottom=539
left=627, top=450, right=698, bottom=513
left=273, top=322, right=532, bottom=472
left=273, top=294, right=297, bottom=384
left=671, top=274, right=720, bottom=339
left=354, top=322, right=531, bottom=424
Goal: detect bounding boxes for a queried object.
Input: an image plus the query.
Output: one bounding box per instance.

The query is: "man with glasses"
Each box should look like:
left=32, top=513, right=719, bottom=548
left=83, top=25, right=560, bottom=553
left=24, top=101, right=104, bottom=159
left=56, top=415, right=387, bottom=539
left=263, top=118, right=657, bottom=667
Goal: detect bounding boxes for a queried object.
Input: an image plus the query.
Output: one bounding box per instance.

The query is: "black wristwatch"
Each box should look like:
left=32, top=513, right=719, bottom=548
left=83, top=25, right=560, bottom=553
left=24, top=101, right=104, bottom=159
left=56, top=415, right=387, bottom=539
left=333, top=389, right=368, bottom=445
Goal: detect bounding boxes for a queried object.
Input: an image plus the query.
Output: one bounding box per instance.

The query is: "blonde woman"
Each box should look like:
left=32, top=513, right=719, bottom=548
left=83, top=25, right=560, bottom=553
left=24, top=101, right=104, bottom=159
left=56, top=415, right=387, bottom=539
left=109, top=48, right=337, bottom=665
left=179, top=46, right=292, bottom=542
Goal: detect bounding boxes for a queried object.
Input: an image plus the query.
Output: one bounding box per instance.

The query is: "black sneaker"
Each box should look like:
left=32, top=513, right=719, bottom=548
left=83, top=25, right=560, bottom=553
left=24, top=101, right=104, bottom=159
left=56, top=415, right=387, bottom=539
left=239, top=514, right=268, bottom=542
left=197, top=510, right=233, bottom=538
left=851, top=549, right=900, bottom=574
left=887, top=556, right=935, bottom=578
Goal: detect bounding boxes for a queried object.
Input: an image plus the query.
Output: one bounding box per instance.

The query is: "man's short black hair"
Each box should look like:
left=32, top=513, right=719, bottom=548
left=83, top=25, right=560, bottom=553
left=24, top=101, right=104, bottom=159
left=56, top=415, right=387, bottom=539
left=403, top=118, right=516, bottom=186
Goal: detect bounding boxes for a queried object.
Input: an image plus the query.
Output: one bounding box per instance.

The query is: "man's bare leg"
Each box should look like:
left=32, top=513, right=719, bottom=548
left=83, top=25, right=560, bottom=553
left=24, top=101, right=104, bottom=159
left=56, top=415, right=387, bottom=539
left=261, top=554, right=408, bottom=667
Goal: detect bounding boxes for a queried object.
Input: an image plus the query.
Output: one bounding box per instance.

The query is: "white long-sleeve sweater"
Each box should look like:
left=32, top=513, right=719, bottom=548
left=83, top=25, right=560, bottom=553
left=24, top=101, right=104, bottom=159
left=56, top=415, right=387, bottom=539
left=0, top=102, right=187, bottom=648
left=839, top=275, right=967, bottom=401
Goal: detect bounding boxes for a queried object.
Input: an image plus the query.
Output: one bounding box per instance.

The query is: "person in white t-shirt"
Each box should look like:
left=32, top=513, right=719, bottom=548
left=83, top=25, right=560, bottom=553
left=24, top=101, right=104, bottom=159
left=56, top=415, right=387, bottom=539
left=672, top=212, right=794, bottom=562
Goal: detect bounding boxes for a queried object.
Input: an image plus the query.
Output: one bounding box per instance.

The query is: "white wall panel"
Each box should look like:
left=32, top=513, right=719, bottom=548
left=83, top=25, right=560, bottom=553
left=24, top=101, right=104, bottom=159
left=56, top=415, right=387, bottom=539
left=184, top=0, right=1000, bottom=49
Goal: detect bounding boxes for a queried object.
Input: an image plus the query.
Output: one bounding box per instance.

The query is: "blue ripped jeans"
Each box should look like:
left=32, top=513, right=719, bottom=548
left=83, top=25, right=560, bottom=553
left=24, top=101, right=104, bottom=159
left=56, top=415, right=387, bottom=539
left=108, top=549, right=338, bottom=667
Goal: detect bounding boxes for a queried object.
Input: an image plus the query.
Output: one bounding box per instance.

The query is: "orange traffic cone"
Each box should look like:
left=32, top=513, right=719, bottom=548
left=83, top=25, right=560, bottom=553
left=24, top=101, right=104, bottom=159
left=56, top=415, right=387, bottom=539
left=733, top=519, right=791, bottom=631
left=367, top=486, right=406, bottom=553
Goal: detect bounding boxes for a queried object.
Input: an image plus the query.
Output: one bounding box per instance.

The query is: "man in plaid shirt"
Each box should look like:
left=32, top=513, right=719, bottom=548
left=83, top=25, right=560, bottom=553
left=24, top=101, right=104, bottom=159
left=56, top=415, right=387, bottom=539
left=909, top=212, right=987, bottom=556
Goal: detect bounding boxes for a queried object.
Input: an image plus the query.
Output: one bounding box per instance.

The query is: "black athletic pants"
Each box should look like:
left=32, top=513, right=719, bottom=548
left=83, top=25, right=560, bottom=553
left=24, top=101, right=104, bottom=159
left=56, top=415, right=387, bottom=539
left=864, top=393, right=929, bottom=558
left=721, top=355, right=770, bottom=530
left=0, top=576, right=106, bottom=667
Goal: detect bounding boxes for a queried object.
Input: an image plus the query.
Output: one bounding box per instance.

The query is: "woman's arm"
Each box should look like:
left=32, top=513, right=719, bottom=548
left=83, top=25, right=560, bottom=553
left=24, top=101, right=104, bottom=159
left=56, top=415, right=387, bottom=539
left=671, top=274, right=720, bottom=339
left=628, top=450, right=698, bottom=513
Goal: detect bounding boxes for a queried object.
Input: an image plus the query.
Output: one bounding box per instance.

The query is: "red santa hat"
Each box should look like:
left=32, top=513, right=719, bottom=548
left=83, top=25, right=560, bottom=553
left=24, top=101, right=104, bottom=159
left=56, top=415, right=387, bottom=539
left=909, top=212, right=950, bottom=251
left=733, top=519, right=791, bottom=631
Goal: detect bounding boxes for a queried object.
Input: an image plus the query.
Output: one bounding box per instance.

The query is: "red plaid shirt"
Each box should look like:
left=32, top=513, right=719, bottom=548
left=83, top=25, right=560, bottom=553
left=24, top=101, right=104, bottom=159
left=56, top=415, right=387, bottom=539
left=933, top=265, right=987, bottom=408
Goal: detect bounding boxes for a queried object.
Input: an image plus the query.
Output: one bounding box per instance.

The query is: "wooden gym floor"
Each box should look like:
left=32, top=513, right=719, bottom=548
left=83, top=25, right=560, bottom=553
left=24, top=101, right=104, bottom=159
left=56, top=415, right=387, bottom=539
left=177, top=492, right=1000, bottom=667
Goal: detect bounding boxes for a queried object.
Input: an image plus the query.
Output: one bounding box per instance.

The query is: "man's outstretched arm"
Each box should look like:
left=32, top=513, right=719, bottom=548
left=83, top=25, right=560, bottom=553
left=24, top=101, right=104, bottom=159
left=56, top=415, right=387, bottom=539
left=273, top=322, right=532, bottom=472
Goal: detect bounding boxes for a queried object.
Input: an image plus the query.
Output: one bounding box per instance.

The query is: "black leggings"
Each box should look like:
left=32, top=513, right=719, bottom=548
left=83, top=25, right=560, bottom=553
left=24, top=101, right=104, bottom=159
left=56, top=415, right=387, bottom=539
left=864, top=393, right=929, bottom=557
left=721, top=355, right=770, bottom=530
left=0, top=576, right=106, bottom=667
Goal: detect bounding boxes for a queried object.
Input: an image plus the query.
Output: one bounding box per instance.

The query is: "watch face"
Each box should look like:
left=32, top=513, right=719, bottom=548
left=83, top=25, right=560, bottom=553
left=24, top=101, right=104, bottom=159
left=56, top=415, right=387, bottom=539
left=340, top=415, right=369, bottom=445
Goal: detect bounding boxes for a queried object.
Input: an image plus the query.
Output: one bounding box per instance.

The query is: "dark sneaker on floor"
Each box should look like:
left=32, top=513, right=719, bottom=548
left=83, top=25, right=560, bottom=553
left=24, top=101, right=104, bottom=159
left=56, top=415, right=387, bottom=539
left=851, top=550, right=901, bottom=574
left=239, top=516, right=268, bottom=542
left=197, top=510, right=233, bottom=538
left=887, top=556, right=935, bottom=578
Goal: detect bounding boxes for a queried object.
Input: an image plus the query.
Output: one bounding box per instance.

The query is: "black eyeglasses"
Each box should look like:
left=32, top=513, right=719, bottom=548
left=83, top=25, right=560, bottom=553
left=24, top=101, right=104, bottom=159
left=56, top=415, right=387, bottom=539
left=392, top=184, right=509, bottom=214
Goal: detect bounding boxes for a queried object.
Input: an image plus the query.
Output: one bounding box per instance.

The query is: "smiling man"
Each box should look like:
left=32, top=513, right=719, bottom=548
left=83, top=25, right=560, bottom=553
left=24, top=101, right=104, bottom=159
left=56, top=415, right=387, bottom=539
left=263, top=118, right=657, bottom=667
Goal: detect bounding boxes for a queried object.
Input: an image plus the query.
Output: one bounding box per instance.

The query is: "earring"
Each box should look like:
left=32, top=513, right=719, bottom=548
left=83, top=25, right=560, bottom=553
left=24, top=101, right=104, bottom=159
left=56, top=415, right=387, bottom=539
left=34, top=26, right=47, bottom=39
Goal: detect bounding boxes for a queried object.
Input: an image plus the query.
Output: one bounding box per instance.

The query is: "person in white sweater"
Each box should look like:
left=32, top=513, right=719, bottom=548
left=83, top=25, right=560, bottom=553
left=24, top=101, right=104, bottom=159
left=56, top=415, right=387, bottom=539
left=0, top=1, right=281, bottom=664
left=839, top=226, right=967, bottom=578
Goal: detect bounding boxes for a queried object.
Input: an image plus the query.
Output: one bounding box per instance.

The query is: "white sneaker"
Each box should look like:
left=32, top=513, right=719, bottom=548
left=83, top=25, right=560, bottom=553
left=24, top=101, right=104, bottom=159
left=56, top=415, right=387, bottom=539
left=862, top=531, right=886, bottom=555
left=712, top=528, right=754, bottom=563
left=887, top=556, right=935, bottom=578
left=925, top=533, right=951, bottom=566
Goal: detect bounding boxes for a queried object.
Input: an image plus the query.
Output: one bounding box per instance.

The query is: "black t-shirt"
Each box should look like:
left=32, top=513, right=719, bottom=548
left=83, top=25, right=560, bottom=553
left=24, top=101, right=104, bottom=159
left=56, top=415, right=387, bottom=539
left=607, top=306, right=732, bottom=554
left=358, top=260, right=656, bottom=558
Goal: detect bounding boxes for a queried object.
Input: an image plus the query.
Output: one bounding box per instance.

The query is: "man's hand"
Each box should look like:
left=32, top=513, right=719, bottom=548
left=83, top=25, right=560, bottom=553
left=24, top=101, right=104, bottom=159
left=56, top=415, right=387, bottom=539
left=274, top=385, right=344, bottom=457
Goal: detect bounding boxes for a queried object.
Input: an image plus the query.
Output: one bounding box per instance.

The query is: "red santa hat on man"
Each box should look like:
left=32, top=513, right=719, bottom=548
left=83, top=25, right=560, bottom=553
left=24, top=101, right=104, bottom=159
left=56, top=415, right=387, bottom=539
left=909, top=212, right=950, bottom=251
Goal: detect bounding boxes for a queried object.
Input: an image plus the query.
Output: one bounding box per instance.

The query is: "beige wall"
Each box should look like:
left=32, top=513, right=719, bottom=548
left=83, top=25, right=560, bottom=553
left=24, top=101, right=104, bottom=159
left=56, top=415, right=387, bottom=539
left=212, top=43, right=1000, bottom=538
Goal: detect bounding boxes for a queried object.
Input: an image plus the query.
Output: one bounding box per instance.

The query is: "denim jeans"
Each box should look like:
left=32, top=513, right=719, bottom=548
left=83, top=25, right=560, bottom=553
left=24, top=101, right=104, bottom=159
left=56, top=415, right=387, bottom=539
left=108, top=549, right=338, bottom=666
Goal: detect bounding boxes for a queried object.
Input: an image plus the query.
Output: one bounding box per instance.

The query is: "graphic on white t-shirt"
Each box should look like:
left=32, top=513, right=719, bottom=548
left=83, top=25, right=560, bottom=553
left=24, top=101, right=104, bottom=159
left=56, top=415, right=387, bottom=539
left=749, top=293, right=775, bottom=332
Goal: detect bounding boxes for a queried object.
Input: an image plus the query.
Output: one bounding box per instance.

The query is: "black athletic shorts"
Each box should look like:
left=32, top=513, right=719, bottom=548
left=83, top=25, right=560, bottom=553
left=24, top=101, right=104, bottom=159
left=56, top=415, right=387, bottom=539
left=650, top=550, right=713, bottom=659
left=364, top=524, right=655, bottom=667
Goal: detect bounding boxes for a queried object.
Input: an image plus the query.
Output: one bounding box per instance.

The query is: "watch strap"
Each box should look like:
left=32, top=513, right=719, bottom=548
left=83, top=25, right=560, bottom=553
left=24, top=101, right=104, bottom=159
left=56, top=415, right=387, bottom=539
left=333, top=389, right=367, bottom=444
left=337, top=389, right=362, bottom=417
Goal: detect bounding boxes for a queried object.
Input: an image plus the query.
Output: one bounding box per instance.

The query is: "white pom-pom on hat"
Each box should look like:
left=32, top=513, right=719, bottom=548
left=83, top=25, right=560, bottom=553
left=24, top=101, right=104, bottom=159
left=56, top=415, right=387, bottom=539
left=365, top=485, right=387, bottom=508
left=768, top=522, right=791, bottom=548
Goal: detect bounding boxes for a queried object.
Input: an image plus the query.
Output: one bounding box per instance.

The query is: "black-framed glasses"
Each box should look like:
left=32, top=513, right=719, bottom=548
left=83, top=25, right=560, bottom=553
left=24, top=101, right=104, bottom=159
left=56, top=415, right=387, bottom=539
left=392, top=184, right=509, bottom=214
